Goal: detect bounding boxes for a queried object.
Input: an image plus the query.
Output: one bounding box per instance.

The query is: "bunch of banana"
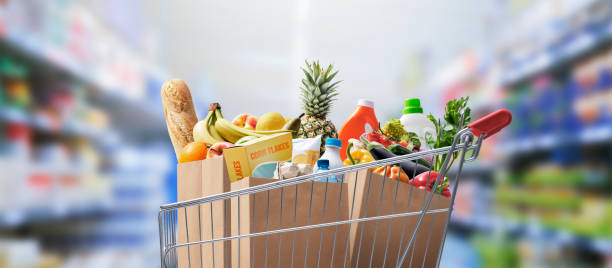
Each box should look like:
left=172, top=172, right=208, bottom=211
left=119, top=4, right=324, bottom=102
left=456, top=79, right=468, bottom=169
left=194, top=103, right=302, bottom=144
left=193, top=103, right=225, bottom=144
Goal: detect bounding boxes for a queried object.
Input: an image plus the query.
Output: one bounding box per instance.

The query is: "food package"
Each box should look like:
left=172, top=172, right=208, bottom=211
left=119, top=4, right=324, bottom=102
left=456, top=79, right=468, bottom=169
left=273, top=161, right=313, bottom=180
left=291, top=135, right=322, bottom=167
left=223, top=132, right=293, bottom=182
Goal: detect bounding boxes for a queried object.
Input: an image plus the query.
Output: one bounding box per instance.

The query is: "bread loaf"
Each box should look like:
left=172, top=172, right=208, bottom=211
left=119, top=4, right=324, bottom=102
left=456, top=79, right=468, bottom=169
left=161, top=79, right=199, bottom=156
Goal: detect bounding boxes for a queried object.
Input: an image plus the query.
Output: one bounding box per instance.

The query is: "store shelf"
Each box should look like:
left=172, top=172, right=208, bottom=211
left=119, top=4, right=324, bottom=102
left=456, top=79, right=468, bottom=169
left=0, top=107, right=119, bottom=144
left=451, top=215, right=612, bottom=255
left=499, top=125, right=612, bottom=157
left=0, top=202, right=111, bottom=228
left=502, top=22, right=612, bottom=86
left=0, top=37, right=167, bottom=140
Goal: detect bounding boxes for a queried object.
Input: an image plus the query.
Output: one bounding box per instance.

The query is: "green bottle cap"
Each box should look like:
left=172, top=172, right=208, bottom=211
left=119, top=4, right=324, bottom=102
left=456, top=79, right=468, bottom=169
left=403, top=98, right=423, bottom=114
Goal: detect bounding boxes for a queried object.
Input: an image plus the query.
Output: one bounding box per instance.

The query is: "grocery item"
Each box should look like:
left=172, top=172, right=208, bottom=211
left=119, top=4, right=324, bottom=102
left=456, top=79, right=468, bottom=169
left=315, top=159, right=341, bottom=183
left=317, top=138, right=343, bottom=171
left=399, top=98, right=436, bottom=146
left=232, top=113, right=258, bottom=130
left=296, top=60, right=340, bottom=153
left=338, top=99, right=379, bottom=160
left=161, top=79, right=199, bottom=156
left=364, top=140, right=431, bottom=178
left=412, top=171, right=451, bottom=198
left=194, top=103, right=293, bottom=144
left=373, top=165, right=409, bottom=183
left=193, top=104, right=225, bottom=144
left=348, top=138, right=366, bottom=151
left=282, top=113, right=304, bottom=137
left=273, top=162, right=313, bottom=180
left=292, top=135, right=322, bottom=167
left=343, top=141, right=374, bottom=166
left=364, top=130, right=394, bottom=147
left=387, top=143, right=412, bottom=155
left=252, top=162, right=278, bottom=178
left=178, top=141, right=211, bottom=163
left=235, top=136, right=259, bottom=145
left=256, top=112, right=286, bottom=131
left=427, top=97, right=471, bottom=172
left=223, top=132, right=292, bottom=182
left=381, top=119, right=420, bottom=150
left=317, top=138, right=343, bottom=181
left=207, top=142, right=234, bottom=158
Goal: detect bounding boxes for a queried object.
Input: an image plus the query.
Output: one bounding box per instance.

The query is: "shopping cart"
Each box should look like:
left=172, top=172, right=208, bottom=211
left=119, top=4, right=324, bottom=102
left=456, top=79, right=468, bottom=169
left=158, top=109, right=511, bottom=268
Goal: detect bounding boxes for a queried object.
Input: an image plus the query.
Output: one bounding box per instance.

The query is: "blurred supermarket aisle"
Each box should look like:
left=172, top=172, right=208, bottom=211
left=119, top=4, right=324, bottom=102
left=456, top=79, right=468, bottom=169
left=427, top=0, right=612, bottom=267
left=0, top=1, right=173, bottom=267
left=2, top=0, right=612, bottom=267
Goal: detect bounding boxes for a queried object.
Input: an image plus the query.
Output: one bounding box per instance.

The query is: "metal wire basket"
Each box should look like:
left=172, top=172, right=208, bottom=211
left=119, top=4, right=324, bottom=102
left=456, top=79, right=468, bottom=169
left=159, top=109, right=511, bottom=268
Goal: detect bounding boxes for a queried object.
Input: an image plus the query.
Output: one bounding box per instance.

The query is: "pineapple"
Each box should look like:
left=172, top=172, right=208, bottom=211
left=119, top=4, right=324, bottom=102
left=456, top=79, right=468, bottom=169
left=297, top=60, right=341, bottom=153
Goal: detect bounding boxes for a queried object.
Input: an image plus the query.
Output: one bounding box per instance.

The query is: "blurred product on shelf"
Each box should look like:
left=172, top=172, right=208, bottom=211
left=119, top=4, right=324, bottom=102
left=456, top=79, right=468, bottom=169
left=421, top=0, right=612, bottom=267
left=0, top=2, right=173, bottom=267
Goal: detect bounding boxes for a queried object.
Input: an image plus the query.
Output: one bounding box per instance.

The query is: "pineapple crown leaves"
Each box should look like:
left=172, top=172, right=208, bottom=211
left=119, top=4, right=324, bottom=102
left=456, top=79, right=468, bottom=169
left=299, top=59, right=342, bottom=117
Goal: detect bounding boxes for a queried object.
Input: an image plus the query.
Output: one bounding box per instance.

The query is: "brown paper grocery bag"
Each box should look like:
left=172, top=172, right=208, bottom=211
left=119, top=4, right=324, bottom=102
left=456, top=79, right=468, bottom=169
left=230, top=177, right=350, bottom=268
left=176, top=157, right=231, bottom=268
left=345, top=170, right=450, bottom=268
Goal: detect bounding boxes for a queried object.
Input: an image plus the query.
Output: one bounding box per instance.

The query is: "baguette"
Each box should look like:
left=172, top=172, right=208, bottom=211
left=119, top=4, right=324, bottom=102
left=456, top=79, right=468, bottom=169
left=161, top=79, right=199, bottom=156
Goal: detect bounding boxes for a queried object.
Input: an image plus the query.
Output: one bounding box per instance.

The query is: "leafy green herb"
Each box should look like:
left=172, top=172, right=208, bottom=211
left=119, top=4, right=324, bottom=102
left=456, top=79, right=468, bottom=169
left=402, top=132, right=421, bottom=151
left=427, top=97, right=471, bottom=172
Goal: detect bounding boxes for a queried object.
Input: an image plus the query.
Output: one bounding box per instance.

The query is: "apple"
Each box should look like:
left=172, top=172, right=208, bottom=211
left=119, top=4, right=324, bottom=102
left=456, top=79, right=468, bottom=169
left=232, top=114, right=249, bottom=127
left=232, top=113, right=258, bottom=129
left=245, top=115, right=258, bottom=130
left=207, top=142, right=234, bottom=158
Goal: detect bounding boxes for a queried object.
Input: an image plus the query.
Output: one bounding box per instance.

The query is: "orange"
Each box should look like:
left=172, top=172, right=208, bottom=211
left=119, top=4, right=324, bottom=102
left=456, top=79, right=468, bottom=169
left=178, top=142, right=211, bottom=163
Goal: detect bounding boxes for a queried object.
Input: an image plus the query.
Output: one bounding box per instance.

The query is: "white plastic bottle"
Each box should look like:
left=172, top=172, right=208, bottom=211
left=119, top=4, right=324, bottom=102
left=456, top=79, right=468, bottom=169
left=400, top=98, right=437, bottom=147
left=316, top=138, right=343, bottom=182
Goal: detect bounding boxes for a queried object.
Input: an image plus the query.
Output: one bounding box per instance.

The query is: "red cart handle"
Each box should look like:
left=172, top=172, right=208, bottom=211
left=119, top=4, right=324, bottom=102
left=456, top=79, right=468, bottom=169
left=467, top=109, right=512, bottom=139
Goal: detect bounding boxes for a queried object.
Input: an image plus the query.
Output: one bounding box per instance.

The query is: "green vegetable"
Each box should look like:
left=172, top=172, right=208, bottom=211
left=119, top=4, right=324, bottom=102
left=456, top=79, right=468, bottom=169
left=386, top=144, right=433, bottom=169
left=366, top=141, right=384, bottom=151
left=381, top=118, right=406, bottom=141
left=387, top=144, right=411, bottom=155
left=401, top=132, right=421, bottom=151
left=427, top=97, right=471, bottom=172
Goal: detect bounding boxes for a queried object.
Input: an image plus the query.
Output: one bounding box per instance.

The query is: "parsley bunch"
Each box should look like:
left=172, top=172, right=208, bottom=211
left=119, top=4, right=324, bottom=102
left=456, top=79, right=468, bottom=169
left=427, top=97, right=471, bottom=172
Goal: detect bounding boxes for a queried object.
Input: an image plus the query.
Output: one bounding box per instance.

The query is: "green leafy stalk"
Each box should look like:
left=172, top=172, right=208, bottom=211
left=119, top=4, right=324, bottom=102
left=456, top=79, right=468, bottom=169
left=427, top=97, right=471, bottom=173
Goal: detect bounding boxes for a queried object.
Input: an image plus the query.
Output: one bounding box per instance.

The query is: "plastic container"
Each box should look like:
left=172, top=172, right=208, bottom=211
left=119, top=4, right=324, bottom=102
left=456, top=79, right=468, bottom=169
left=400, top=98, right=437, bottom=146
left=316, top=138, right=343, bottom=182
left=315, top=159, right=334, bottom=182
left=338, top=99, right=378, bottom=160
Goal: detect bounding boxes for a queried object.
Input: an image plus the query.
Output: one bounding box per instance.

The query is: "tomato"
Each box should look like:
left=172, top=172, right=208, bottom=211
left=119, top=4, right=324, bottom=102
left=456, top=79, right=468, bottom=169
left=178, top=142, right=211, bottom=163
left=442, top=188, right=451, bottom=198
left=411, top=171, right=440, bottom=187
left=399, top=140, right=407, bottom=147
left=411, top=171, right=452, bottom=197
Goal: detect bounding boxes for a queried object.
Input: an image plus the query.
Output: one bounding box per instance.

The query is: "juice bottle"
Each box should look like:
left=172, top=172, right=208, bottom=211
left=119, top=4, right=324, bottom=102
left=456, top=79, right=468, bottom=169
left=338, top=99, right=378, bottom=160
left=400, top=98, right=436, bottom=146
